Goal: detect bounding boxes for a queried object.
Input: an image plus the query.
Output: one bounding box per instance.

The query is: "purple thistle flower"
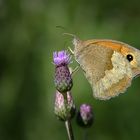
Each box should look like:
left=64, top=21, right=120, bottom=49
left=77, top=104, right=94, bottom=128
left=53, top=51, right=71, bottom=66
left=53, top=50, right=73, bottom=93
left=54, top=90, right=76, bottom=121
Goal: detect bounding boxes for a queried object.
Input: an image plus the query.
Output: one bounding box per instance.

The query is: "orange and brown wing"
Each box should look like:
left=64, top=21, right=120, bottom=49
left=74, top=39, right=133, bottom=100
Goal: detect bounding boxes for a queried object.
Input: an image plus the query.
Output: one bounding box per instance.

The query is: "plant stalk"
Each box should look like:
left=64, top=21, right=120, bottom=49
left=63, top=92, right=74, bottom=140
left=65, top=120, right=74, bottom=140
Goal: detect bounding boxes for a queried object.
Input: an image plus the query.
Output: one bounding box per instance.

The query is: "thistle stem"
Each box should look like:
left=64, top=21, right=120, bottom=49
left=65, top=120, right=74, bottom=140
left=63, top=93, right=74, bottom=140
left=83, top=129, right=88, bottom=140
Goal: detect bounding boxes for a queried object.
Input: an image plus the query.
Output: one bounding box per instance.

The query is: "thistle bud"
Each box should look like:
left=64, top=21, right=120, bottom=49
left=76, top=104, right=94, bottom=128
left=53, top=51, right=73, bottom=93
left=54, top=90, right=76, bottom=121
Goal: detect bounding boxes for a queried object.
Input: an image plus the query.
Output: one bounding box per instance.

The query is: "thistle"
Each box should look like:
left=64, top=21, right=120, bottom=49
left=77, top=104, right=94, bottom=128
left=54, top=90, right=75, bottom=121
left=53, top=51, right=73, bottom=93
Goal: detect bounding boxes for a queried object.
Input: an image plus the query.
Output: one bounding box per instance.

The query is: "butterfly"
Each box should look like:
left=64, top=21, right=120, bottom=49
left=71, top=36, right=140, bottom=100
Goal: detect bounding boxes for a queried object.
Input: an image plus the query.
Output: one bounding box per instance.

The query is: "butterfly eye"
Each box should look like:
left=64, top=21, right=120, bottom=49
left=126, top=54, right=133, bottom=62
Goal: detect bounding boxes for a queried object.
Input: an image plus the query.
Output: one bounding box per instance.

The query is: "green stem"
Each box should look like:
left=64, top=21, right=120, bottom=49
left=65, top=120, right=74, bottom=140
left=83, top=129, right=88, bottom=140
left=63, top=92, right=74, bottom=140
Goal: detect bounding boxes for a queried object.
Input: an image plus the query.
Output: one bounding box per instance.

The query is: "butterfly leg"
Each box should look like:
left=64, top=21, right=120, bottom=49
left=68, top=47, right=74, bottom=55
left=71, top=65, right=80, bottom=76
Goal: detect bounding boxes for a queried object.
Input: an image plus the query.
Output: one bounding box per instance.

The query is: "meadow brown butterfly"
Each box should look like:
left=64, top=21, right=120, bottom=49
left=69, top=35, right=140, bottom=100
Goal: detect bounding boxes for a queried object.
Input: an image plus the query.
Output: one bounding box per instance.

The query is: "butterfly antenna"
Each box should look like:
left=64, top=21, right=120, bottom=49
left=63, top=33, right=79, bottom=40
left=56, top=25, right=66, bottom=31
left=63, top=32, right=76, bottom=37
left=63, top=32, right=81, bottom=47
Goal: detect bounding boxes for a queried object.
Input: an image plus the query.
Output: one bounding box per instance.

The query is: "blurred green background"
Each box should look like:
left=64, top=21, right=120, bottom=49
left=0, top=0, right=140, bottom=140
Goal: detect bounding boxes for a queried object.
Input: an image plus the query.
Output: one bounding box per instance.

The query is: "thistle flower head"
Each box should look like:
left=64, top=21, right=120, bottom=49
left=53, top=50, right=73, bottom=93
left=54, top=90, right=76, bottom=121
left=53, top=51, right=71, bottom=66
left=77, top=104, right=94, bottom=128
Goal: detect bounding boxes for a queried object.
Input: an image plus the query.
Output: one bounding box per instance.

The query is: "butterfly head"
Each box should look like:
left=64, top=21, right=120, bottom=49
left=120, top=45, right=140, bottom=77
